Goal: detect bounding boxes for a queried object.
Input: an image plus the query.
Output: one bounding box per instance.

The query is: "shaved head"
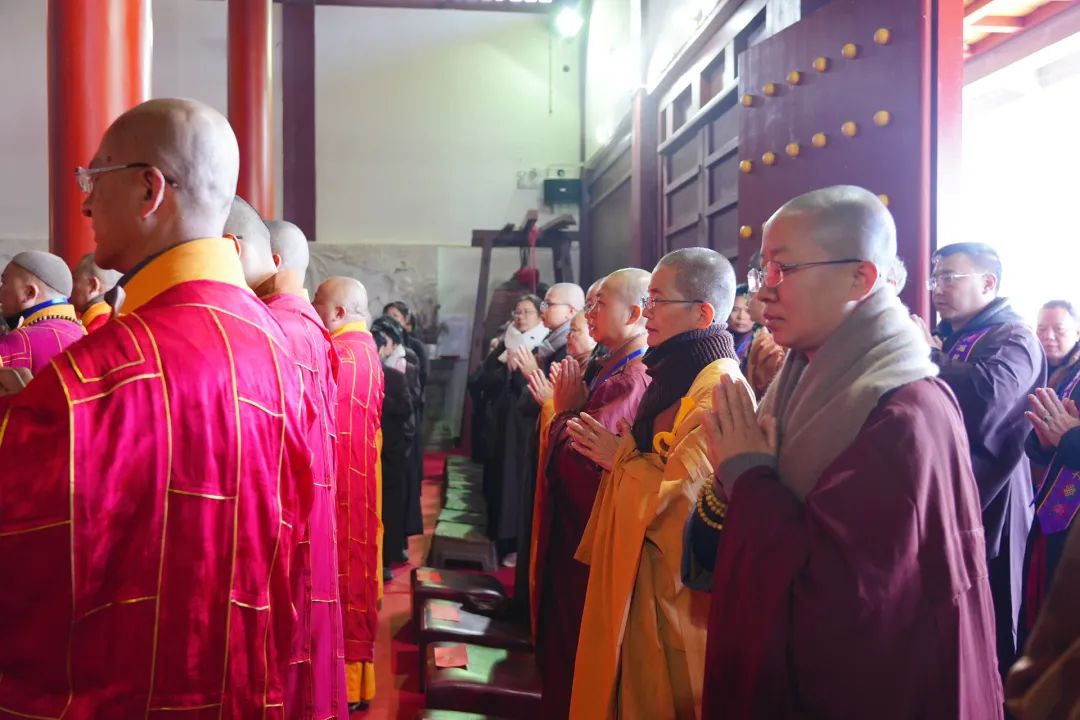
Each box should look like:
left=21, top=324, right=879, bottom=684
left=224, top=196, right=276, bottom=288
left=313, top=276, right=369, bottom=333
left=86, top=98, right=241, bottom=273
left=757, top=185, right=896, bottom=354
left=11, top=251, right=72, bottom=297
left=1, top=252, right=73, bottom=317
left=602, top=268, right=651, bottom=308
left=767, top=185, right=896, bottom=274
left=72, top=252, right=123, bottom=313
left=547, top=282, right=586, bottom=309
left=654, top=248, right=736, bottom=319
left=267, top=220, right=310, bottom=275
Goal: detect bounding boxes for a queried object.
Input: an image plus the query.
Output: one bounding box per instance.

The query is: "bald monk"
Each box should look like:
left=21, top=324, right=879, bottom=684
left=0, top=251, right=85, bottom=374
left=224, top=197, right=347, bottom=718
left=567, top=248, right=746, bottom=720
left=267, top=219, right=311, bottom=298
left=699, top=186, right=1001, bottom=718
left=71, top=252, right=121, bottom=333
left=0, top=98, right=317, bottom=716
left=313, top=277, right=385, bottom=711
left=529, top=268, right=653, bottom=719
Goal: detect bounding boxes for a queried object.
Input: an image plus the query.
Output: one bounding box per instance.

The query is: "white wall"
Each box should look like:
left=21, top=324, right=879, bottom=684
left=584, top=0, right=634, bottom=159
left=0, top=0, right=49, bottom=249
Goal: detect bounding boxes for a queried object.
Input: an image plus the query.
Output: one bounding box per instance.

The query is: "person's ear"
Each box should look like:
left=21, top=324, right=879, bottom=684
left=89, top=276, right=104, bottom=297
left=626, top=304, right=642, bottom=325
left=851, top=261, right=879, bottom=299
left=698, top=302, right=717, bottom=327
left=225, top=233, right=242, bottom=257
left=138, top=168, right=168, bottom=219
left=984, top=273, right=999, bottom=295
left=272, top=252, right=283, bottom=270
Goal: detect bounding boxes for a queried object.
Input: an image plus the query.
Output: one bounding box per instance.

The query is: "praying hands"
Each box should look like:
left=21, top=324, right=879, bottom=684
left=553, top=357, right=589, bottom=413
left=567, top=413, right=630, bottom=471
left=1026, top=387, right=1080, bottom=449
left=701, top=375, right=776, bottom=478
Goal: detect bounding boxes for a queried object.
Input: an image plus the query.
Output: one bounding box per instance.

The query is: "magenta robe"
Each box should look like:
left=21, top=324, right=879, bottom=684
left=265, top=292, right=348, bottom=719
left=0, top=278, right=314, bottom=717
left=331, top=327, right=385, bottom=667
left=704, top=378, right=1003, bottom=719
left=0, top=309, right=85, bottom=375
left=534, top=360, right=651, bottom=720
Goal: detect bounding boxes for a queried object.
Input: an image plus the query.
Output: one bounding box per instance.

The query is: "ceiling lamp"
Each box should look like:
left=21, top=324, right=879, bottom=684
left=555, top=6, right=584, bottom=38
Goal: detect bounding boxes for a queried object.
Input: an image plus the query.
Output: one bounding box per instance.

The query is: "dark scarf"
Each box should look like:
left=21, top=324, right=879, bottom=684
left=1049, top=341, right=1080, bottom=391
left=631, top=324, right=736, bottom=452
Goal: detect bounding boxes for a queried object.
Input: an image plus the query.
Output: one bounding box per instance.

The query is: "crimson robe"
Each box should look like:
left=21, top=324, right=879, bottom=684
left=0, top=304, right=85, bottom=374
left=0, top=238, right=315, bottom=717
left=533, top=359, right=650, bottom=720
left=704, top=378, right=1003, bottom=719
left=262, top=289, right=347, bottom=719
left=330, top=323, right=385, bottom=702
left=81, top=301, right=111, bottom=334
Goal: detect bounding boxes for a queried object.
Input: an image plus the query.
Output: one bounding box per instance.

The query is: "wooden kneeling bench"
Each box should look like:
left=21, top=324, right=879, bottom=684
left=410, top=567, right=508, bottom=632
left=417, top=599, right=532, bottom=690
left=424, top=642, right=542, bottom=720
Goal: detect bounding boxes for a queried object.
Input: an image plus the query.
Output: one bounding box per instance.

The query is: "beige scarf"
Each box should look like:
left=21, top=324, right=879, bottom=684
left=759, top=288, right=938, bottom=501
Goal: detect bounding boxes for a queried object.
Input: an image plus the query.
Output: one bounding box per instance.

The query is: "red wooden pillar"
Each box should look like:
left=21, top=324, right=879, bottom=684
left=228, top=0, right=274, bottom=218
left=47, top=0, right=150, bottom=267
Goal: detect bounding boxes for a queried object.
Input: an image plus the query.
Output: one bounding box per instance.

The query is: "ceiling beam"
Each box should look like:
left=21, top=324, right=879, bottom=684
left=309, top=0, right=553, bottom=12
left=973, top=15, right=1024, bottom=32
left=964, top=0, right=1000, bottom=24
left=967, top=0, right=1080, bottom=63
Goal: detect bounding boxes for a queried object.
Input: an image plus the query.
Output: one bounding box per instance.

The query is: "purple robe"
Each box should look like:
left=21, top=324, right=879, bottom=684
left=0, top=307, right=86, bottom=375
left=703, top=378, right=1003, bottom=719
left=933, top=297, right=1046, bottom=674
left=534, top=359, right=650, bottom=720
left=1021, top=353, right=1080, bottom=647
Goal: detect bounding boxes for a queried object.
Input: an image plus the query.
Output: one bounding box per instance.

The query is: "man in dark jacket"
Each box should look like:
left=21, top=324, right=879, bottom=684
left=916, top=242, right=1046, bottom=677
left=371, top=317, right=415, bottom=580
left=385, top=301, right=427, bottom=539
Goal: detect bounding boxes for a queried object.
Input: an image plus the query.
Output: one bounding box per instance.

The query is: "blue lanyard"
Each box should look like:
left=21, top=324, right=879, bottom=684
left=589, top=347, right=646, bottom=392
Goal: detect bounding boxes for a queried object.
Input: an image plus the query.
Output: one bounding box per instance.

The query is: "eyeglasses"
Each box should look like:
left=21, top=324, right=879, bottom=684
left=747, top=258, right=863, bottom=292
left=74, top=163, right=180, bottom=194
left=539, top=301, right=574, bottom=312
left=511, top=308, right=537, bottom=317
left=584, top=301, right=597, bottom=313
left=926, top=272, right=985, bottom=291
left=639, top=295, right=703, bottom=311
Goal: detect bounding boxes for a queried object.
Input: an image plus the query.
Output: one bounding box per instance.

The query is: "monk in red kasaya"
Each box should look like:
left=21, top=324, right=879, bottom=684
left=0, top=98, right=316, bottom=717
left=0, top=251, right=85, bottom=374
left=225, top=197, right=347, bottom=718
left=313, top=276, right=385, bottom=711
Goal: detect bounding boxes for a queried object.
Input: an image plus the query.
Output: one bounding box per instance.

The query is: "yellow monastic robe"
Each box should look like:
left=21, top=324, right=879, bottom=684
left=570, top=358, right=746, bottom=720
left=528, top=397, right=558, bottom=638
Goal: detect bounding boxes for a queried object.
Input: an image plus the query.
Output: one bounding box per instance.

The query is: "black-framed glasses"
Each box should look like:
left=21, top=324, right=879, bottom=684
left=747, top=258, right=863, bottom=292
left=74, top=163, right=180, bottom=194
left=639, top=295, right=704, bottom=311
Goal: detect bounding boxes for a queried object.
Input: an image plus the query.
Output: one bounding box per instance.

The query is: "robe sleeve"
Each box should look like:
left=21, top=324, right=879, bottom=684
left=0, top=365, right=77, bottom=689
left=1025, top=429, right=1055, bottom=466
left=1021, top=519, right=1080, bottom=661
left=1055, top=426, right=1080, bottom=468
left=932, top=327, right=1044, bottom=507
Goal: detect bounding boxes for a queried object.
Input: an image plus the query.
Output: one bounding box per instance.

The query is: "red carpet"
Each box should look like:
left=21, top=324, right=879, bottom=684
left=353, top=451, right=513, bottom=719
